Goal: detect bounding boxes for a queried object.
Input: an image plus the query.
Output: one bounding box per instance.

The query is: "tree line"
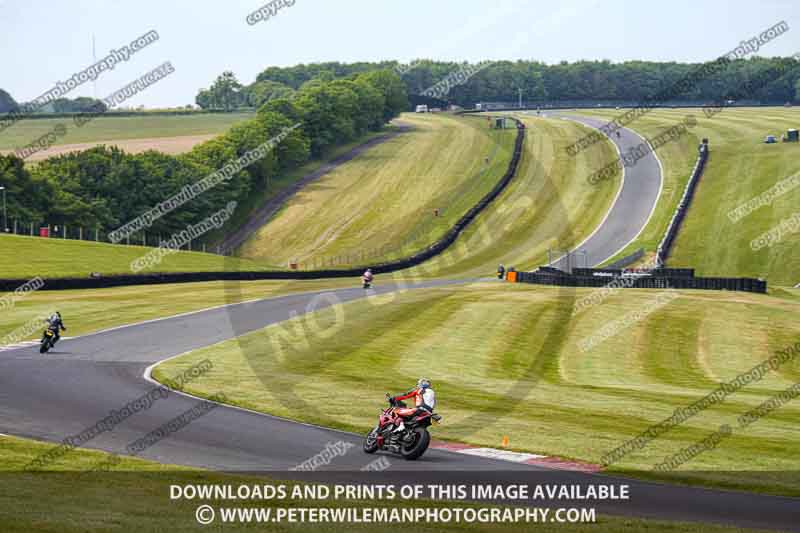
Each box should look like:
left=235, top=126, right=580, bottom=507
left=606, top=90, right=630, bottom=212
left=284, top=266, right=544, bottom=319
left=0, top=90, right=108, bottom=115
left=195, top=58, right=800, bottom=111
left=0, top=70, right=407, bottom=240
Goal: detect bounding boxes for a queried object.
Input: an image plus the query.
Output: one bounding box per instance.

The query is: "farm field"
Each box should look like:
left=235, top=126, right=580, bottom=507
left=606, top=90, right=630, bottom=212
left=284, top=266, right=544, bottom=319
left=2, top=133, right=217, bottom=161
left=578, top=107, right=800, bottom=286
left=0, top=112, right=253, bottom=152
left=158, top=282, right=800, bottom=495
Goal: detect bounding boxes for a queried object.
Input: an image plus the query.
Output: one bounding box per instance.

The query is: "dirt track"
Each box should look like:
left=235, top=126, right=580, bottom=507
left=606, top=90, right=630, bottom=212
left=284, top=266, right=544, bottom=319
left=1, top=134, right=215, bottom=161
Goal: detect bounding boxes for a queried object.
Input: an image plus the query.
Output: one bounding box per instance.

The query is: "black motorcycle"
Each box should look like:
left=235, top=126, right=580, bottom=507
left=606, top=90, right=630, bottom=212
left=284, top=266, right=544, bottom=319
left=39, top=327, right=57, bottom=354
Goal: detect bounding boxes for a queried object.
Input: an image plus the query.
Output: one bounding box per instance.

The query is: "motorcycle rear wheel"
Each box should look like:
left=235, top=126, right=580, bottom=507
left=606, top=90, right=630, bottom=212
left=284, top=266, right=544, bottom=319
left=400, top=427, right=430, bottom=460
left=363, top=426, right=380, bottom=454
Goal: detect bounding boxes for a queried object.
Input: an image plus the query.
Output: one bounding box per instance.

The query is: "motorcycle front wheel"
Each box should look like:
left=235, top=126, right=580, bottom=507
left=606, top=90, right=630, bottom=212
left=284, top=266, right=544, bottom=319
left=363, top=426, right=380, bottom=454
left=399, top=427, right=430, bottom=460
left=39, top=340, right=49, bottom=354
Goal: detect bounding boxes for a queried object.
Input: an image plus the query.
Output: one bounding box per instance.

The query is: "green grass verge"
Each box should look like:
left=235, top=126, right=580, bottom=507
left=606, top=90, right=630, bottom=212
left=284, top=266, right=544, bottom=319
left=577, top=107, right=800, bottom=284
left=238, top=113, right=518, bottom=267
left=0, top=278, right=353, bottom=343
left=0, top=112, right=253, bottom=150
left=238, top=112, right=620, bottom=279
left=0, top=434, right=770, bottom=532
left=156, top=283, right=800, bottom=496
left=208, top=125, right=399, bottom=251
left=0, top=233, right=275, bottom=279
left=389, top=112, right=621, bottom=279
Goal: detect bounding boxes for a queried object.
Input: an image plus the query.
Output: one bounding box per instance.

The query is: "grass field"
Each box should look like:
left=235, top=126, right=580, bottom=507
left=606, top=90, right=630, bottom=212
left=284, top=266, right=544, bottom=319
left=389, top=112, right=621, bottom=279
left=0, top=435, right=771, bottom=533
left=0, top=125, right=402, bottom=279
left=237, top=113, right=518, bottom=267
left=238, top=112, right=620, bottom=278
left=214, top=126, right=398, bottom=251
left=157, top=283, right=800, bottom=496
left=0, top=278, right=354, bottom=344
left=577, top=107, right=800, bottom=285
left=0, top=112, right=253, bottom=151
left=0, top=233, right=275, bottom=279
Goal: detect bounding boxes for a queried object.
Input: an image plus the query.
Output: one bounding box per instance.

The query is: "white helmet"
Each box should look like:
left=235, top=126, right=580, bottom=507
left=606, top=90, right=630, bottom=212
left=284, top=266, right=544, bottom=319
left=417, top=377, right=431, bottom=389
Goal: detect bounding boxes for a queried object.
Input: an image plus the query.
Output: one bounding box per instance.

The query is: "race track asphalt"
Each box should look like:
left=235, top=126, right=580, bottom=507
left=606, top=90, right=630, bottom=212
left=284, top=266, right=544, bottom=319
left=1, top=280, right=798, bottom=531
left=546, top=113, right=662, bottom=269
left=1, top=115, right=797, bottom=531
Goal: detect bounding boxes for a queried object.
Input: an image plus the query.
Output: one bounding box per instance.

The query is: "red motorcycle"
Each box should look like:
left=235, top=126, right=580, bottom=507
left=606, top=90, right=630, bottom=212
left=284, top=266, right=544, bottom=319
left=363, top=394, right=441, bottom=460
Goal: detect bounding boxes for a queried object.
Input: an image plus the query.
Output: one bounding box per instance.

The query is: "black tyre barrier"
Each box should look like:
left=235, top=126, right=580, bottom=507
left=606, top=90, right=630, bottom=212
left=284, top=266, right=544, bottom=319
left=572, top=267, right=695, bottom=278
left=516, top=269, right=766, bottom=294
left=657, top=142, right=709, bottom=264
left=0, top=116, right=526, bottom=292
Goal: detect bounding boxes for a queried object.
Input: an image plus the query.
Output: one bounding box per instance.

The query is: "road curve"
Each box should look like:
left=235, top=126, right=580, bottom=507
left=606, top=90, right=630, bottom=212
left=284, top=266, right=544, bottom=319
left=0, top=281, right=797, bottom=531
left=547, top=113, right=662, bottom=269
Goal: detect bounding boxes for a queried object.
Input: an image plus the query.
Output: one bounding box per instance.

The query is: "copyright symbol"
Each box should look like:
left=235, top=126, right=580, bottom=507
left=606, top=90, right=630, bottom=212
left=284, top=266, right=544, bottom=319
left=195, top=505, right=215, bottom=525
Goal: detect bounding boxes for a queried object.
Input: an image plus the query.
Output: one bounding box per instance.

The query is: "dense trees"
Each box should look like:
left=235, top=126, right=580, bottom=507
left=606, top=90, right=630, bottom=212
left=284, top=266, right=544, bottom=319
left=48, top=97, right=108, bottom=113
left=0, top=70, right=405, bottom=241
left=0, top=155, right=51, bottom=223
left=243, top=80, right=295, bottom=108
left=0, top=91, right=105, bottom=114
left=0, top=89, right=18, bottom=114
left=195, top=71, right=245, bottom=110
left=236, top=57, right=800, bottom=108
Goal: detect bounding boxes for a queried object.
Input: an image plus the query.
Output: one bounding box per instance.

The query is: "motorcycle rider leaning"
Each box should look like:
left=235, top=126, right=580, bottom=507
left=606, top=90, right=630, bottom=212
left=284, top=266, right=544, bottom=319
left=363, top=268, right=374, bottom=284
left=47, top=311, right=67, bottom=343
left=391, top=378, right=435, bottom=432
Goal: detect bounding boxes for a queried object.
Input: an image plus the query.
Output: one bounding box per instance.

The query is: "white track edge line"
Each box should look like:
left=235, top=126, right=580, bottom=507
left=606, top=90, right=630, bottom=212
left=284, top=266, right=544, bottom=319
left=550, top=116, right=627, bottom=266
left=556, top=116, right=664, bottom=267
left=62, top=285, right=360, bottom=342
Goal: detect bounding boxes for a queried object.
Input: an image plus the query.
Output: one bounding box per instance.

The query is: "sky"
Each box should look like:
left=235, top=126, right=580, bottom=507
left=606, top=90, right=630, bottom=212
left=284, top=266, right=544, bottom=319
left=1, top=0, right=798, bottom=108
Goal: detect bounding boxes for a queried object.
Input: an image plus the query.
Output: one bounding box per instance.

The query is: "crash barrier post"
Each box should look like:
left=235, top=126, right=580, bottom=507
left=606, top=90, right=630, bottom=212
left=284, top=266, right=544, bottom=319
left=507, top=271, right=518, bottom=283
left=0, top=115, right=527, bottom=292
left=656, top=141, right=709, bottom=265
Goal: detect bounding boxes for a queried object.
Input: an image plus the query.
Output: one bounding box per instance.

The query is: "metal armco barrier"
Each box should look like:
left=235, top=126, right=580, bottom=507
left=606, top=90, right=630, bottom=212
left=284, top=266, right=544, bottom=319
left=657, top=142, right=709, bottom=264
left=0, top=115, right=527, bottom=292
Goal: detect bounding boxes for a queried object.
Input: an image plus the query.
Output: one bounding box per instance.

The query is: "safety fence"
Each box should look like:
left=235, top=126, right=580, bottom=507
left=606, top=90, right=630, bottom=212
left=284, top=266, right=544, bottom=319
left=514, top=267, right=766, bottom=294
left=571, top=267, right=696, bottom=278
left=656, top=141, right=710, bottom=264
left=0, top=116, right=527, bottom=291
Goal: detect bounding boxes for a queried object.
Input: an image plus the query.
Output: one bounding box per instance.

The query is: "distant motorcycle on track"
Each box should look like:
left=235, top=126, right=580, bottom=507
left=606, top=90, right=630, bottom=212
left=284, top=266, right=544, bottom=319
left=362, top=268, right=374, bottom=289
